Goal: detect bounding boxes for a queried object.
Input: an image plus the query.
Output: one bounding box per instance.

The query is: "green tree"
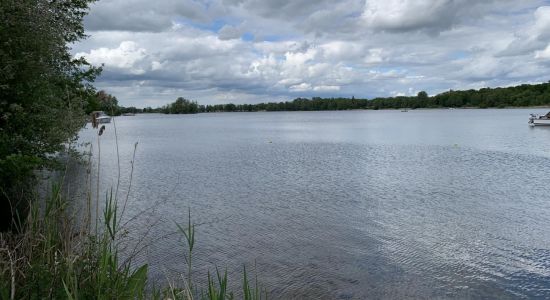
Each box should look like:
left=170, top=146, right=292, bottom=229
left=163, top=97, right=199, bottom=114
left=0, top=0, right=100, bottom=231
left=95, top=90, right=120, bottom=115
left=416, top=91, right=428, bottom=107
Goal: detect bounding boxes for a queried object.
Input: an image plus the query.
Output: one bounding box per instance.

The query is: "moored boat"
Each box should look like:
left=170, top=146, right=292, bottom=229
left=528, top=112, right=550, bottom=126
left=91, top=111, right=111, bottom=128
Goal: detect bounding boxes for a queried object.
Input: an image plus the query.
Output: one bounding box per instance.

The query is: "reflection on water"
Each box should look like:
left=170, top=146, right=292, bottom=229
left=73, top=109, right=550, bottom=299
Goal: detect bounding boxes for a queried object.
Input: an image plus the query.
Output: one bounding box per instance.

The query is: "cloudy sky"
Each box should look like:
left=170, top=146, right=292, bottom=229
left=73, top=0, right=550, bottom=107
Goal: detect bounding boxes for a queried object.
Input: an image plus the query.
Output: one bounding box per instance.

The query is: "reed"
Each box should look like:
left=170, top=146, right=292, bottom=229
left=0, top=123, right=268, bottom=299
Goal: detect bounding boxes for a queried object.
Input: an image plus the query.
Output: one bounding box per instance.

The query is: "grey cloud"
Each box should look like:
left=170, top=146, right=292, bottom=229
left=498, top=5, right=550, bottom=57
left=84, top=9, right=172, bottom=32
left=218, top=25, right=244, bottom=40
left=223, top=0, right=338, bottom=20
left=221, top=0, right=366, bottom=38
left=498, top=38, right=545, bottom=57
left=298, top=1, right=364, bottom=36
left=85, top=0, right=211, bottom=32
left=360, top=0, right=517, bottom=35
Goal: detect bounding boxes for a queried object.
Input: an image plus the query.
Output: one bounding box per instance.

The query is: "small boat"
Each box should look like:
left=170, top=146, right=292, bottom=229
left=528, top=112, right=550, bottom=126
left=401, top=109, right=408, bottom=112
left=91, top=111, right=111, bottom=128
left=122, top=113, right=135, bottom=116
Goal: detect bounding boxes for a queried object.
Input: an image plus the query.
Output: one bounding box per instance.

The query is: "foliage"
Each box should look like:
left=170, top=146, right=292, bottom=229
left=0, top=184, right=148, bottom=299
left=86, top=90, right=120, bottom=115
left=196, top=82, right=550, bottom=112
left=0, top=0, right=100, bottom=231
left=0, top=184, right=267, bottom=299
left=162, top=97, right=199, bottom=114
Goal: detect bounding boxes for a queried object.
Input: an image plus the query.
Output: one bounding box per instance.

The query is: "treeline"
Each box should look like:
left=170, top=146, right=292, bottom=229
left=85, top=90, right=163, bottom=115
left=109, top=82, right=550, bottom=115
left=196, top=82, right=550, bottom=112
left=109, top=97, right=199, bottom=114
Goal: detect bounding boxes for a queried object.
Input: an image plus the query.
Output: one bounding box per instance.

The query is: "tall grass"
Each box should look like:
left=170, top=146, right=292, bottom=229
left=0, top=121, right=268, bottom=299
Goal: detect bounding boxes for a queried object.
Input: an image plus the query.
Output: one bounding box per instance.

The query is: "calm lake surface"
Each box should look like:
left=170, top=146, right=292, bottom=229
left=75, top=109, right=550, bottom=299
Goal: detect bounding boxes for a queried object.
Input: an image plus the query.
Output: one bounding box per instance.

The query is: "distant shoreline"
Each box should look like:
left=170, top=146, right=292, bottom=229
left=122, top=106, right=550, bottom=116
left=120, top=82, right=550, bottom=114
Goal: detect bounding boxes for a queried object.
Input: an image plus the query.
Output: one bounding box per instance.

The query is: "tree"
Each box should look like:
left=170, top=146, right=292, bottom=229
left=89, top=90, right=120, bottom=115
left=0, top=0, right=100, bottom=231
left=162, top=97, right=199, bottom=114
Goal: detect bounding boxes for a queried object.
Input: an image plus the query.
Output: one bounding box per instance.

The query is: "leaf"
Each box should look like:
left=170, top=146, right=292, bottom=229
left=62, top=280, right=75, bottom=300
left=126, top=264, right=148, bottom=298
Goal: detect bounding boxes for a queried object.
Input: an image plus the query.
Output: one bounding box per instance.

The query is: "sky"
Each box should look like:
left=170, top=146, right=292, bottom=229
left=73, top=0, right=550, bottom=108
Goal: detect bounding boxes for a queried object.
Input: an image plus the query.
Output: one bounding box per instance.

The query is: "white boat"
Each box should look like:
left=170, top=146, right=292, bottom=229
left=528, top=112, right=550, bottom=126
left=91, top=111, right=111, bottom=127
left=96, top=112, right=111, bottom=124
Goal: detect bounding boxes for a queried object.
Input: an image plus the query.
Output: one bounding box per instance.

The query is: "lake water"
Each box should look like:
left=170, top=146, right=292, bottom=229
left=74, top=109, right=550, bottom=299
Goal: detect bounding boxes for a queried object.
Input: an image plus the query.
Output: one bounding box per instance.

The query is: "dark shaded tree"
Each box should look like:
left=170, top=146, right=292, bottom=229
left=0, top=0, right=100, bottom=231
left=162, top=97, right=199, bottom=114
left=87, top=90, right=120, bottom=115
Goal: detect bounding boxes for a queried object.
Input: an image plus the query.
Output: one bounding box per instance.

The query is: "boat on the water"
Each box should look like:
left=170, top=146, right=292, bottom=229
left=528, top=112, right=550, bottom=126
left=91, top=111, right=111, bottom=127
left=122, top=113, right=135, bottom=116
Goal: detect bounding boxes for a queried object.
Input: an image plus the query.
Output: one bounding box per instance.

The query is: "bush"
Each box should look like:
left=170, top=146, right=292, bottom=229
left=0, top=0, right=100, bottom=231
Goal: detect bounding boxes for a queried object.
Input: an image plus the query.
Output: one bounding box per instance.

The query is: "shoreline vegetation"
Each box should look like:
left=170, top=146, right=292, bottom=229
left=0, top=149, right=267, bottom=299
left=107, top=82, right=550, bottom=115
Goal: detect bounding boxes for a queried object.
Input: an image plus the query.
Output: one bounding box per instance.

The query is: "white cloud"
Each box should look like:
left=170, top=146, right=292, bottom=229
left=76, top=41, right=148, bottom=74
left=151, top=61, right=164, bottom=71
left=320, top=41, right=364, bottom=61
left=313, top=85, right=340, bottom=91
left=289, top=83, right=312, bottom=92
left=458, top=56, right=504, bottom=80
left=499, top=6, right=550, bottom=57
left=364, top=48, right=385, bottom=64
left=362, top=0, right=453, bottom=32
left=283, top=48, right=317, bottom=67
left=533, top=6, right=550, bottom=40
left=535, top=44, right=550, bottom=60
